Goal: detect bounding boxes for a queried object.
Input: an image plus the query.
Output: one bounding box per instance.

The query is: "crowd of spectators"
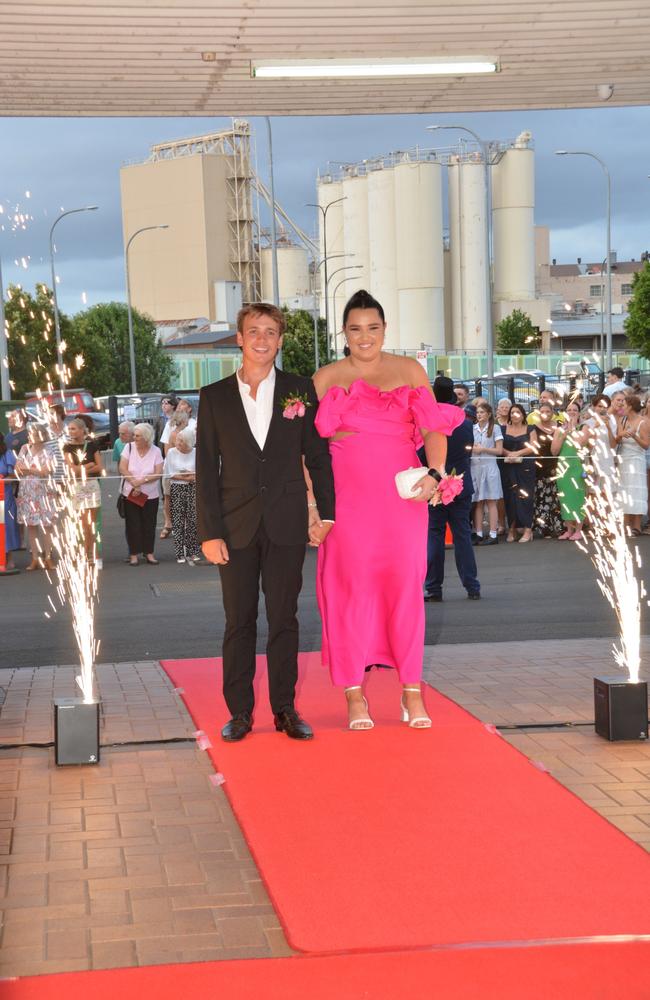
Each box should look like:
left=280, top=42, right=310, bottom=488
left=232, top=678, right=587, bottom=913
left=0, top=395, right=200, bottom=573
left=0, top=373, right=647, bottom=576
left=453, top=366, right=650, bottom=544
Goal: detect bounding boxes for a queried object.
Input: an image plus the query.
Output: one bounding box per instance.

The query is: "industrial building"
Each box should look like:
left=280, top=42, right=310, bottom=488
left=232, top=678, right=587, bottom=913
left=315, top=131, right=554, bottom=354
left=120, top=121, right=646, bottom=367
left=120, top=121, right=260, bottom=323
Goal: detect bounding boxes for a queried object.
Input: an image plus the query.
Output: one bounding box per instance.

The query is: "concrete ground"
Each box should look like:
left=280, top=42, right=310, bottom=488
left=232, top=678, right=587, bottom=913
left=2, top=481, right=648, bottom=668
left=2, top=481, right=650, bottom=977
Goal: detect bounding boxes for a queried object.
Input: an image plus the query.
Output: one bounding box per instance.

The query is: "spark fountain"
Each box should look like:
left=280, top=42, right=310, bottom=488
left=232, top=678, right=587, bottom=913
left=19, top=327, right=103, bottom=764
left=581, top=439, right=648, bottom=741
left=51, top=455, right=101, bottom=765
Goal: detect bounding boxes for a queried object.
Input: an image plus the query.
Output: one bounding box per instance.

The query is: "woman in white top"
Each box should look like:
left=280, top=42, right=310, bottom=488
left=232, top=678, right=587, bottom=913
left=584, top=394, right=618, bottom=491
left=471, top=403, right=504, bottom=546
left=163, top=427, right=201, bottom=563
left=614, top=394, right=649, bottom=536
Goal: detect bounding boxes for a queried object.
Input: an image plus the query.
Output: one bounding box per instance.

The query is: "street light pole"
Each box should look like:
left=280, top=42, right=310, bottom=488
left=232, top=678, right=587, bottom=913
left=306, top=196, right=346, bottom=362
left=125, top=225, right=169, bottom=394
left=325, top=264, right=364, bottom=357
left=331, top=273, right=365, bottom=345
left=264, top=117, right=282, bottom=368
left=427, top=124, right=494, bottom=392
left=555, top=150, right=613, bottom=368
left=49, top=206, right=99, bottom=393
left=0, top=255, right=9, bottom=401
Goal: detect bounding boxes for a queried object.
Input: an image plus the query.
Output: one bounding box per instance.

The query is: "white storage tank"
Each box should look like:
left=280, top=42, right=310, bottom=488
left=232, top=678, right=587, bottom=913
left=448, top=155, right=489, bottom=352
left=447, top=155, right=463, bottom=351
left=317, top=178, right=345, bottom=321
left=260, top=243, right=311, bottom=304
left=394, top=160, right=445, bottom=352
left=491, top=132, right=535, bottom=301
left=367, top=166, right=399, bottom=349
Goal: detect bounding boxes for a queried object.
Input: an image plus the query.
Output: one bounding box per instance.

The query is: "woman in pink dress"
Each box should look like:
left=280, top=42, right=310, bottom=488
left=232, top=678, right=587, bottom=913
left=311, top=291, right=463, bottom=730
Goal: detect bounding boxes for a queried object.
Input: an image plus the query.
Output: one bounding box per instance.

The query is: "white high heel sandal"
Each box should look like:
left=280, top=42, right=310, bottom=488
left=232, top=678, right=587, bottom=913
left=401, top=687, right=432, bottom=729
left=345, top=686, right=374, bottom=731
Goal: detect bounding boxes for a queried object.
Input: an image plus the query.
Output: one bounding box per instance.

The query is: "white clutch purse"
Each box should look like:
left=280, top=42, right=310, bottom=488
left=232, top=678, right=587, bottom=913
left=395, top=466, right=427, bottom=499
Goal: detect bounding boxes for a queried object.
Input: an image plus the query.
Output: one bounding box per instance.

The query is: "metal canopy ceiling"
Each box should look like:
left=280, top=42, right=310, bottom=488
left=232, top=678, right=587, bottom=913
left=1, top=0, right=649, bottom=117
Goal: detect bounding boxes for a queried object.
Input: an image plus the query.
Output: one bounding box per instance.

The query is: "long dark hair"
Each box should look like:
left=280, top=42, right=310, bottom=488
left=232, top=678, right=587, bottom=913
left=342, top=289, right=385, bottom=326
left=508, top=403, right=528, bottom=425
left=0, top=432, right=6, bottom=457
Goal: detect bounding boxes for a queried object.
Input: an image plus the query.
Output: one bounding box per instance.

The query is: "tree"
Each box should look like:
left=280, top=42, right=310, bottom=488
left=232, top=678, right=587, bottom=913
left=281, top=308, right=328, bottom=377
left=624, top=261, right=650, bottom=359
left=495, top=309, right=541, bottom=353
left=67, top=301, right=176, bottom=395
left=4, top=283, right=73, bottom=398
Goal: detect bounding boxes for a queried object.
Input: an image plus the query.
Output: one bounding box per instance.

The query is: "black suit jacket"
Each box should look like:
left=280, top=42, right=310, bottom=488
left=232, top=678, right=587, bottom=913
left=196, top=367, right=335, bottom=548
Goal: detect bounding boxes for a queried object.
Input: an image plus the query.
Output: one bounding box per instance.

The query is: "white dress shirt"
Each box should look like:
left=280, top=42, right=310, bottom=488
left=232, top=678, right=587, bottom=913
left=603, top=379, right=627, bottom=398
left=237, top=366, right=275, bottom=450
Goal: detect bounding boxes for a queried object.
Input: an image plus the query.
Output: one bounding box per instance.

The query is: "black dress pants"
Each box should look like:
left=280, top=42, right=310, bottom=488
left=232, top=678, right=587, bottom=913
left=124, top=497, right=159, bottom=555
left=218, top=522, right=306, bottom=716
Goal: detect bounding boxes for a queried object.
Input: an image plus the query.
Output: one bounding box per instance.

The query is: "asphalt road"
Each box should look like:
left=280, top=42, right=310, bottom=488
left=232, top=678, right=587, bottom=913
left=2, top=482, right=648, bottom=669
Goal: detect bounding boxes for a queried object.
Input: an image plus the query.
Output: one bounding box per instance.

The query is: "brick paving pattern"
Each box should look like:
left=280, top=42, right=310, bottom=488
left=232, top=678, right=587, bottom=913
left=0, top=662, right=291, bottom=978
left=1, top=639, right=650, bottom=978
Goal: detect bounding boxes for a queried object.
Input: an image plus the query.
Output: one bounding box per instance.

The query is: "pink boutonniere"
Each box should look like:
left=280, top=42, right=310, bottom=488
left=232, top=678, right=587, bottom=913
left=281, top=393, right=311, bottom=420
left=429, top=470, right=464, bottom=506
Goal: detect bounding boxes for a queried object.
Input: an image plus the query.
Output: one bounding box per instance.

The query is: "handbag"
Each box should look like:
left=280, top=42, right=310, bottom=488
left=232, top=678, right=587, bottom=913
left=126, top=489, right=148, bottom=508
left=116, top=443, right=130, bottom=518
left=395, top=466, right=427, bottom=499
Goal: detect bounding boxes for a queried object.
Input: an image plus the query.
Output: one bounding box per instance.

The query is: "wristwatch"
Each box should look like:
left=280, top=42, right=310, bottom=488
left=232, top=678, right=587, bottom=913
left=426, top=469, right=443, bottom=482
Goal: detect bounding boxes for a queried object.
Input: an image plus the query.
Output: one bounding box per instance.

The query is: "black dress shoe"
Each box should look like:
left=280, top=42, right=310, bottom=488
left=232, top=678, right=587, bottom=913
left=221, top=712, right=253, bottom=742
left=480, top=536, right=498, bottom=546
left=424, top=592, right=443, bottom=602
left=467, top=592, right=481, bottom=600
left=274, top=707, right=313, bottom=740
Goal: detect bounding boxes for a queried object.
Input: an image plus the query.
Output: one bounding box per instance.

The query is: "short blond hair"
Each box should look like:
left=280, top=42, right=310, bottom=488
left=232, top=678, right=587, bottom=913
left=236, top=302, right=285, bottom=336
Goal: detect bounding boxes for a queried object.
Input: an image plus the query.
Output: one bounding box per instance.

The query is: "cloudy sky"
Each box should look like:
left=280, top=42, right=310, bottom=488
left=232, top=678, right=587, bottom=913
left=1, top=105, right=649, bottom=315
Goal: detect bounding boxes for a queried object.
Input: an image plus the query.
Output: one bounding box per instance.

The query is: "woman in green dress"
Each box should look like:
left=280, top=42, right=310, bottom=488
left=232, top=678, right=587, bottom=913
left=551, top=400, right=589, bottom=541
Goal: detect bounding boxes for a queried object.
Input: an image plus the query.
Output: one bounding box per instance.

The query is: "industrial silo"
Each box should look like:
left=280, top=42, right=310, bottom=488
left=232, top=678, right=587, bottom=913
left=317, top=177, right=345, bottom=321
left=394, top=160, right=445, bottom=352
left=491, top=132, right=535, bottom=301
left=260, top=242, right=311, bottom=304
left=367, top=165, right=399, bottom=349
left=447, top=154, right=489, bottom=352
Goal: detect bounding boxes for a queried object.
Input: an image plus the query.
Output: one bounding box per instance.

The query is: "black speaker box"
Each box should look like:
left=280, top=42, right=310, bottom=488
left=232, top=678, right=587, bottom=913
left=594, top=676, right=648, bottom=742
left=54, top=698, right=100, bottom=765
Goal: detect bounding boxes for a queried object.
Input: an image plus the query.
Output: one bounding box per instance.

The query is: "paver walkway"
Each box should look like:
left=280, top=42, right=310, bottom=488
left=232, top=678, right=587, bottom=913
left=1, top=637, right=649, bottom=977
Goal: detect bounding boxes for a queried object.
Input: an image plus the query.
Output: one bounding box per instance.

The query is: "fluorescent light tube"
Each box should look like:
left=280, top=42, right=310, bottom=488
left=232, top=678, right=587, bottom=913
left=251, top=58, right=498, bottom=80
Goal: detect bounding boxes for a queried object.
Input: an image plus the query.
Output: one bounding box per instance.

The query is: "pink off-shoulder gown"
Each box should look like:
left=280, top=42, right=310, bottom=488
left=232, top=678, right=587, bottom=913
left=315, top=380, right=464, bottom=687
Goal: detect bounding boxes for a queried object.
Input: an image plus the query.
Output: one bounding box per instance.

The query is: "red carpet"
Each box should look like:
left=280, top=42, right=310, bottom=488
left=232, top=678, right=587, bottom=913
left=157, top=654, right=650, bottom=954
left=7, top=942, right=650, bottom=1000
left=10, top=653, right=650, bottom=998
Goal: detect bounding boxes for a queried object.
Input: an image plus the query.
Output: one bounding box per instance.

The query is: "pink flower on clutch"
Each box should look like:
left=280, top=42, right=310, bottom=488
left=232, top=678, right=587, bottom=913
left=429, top=471, right=464, bottom=506
left=281, top=394, right=310, bottom=420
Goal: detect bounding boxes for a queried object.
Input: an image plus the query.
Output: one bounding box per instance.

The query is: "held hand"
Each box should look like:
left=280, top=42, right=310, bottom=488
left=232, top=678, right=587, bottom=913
left=409, top=473, right=438, bottom=502
left=202, top=538, right=230, bottom=565
left=309, top=520, right=333, bottom=547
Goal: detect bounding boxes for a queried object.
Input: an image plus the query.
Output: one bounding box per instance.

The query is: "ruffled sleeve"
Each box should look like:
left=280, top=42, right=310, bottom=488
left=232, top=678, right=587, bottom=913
left=408, top=386, right=465, bottom=436
left=315, top=385, right=348, bottom=438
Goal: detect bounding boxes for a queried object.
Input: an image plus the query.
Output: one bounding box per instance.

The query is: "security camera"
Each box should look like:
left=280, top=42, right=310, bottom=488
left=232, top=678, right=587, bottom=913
left=597, top=84, right=614, bottom=101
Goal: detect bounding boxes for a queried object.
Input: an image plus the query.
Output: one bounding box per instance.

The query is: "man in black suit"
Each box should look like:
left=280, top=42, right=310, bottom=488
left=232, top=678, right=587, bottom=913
left=424, top=376, right=481, bottom=602
left=196, top=304, right=335, bottom=742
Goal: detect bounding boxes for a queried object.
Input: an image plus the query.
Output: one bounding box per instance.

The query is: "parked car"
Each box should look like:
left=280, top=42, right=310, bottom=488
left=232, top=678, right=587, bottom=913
left=25, top=388, right=111, bottom=446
